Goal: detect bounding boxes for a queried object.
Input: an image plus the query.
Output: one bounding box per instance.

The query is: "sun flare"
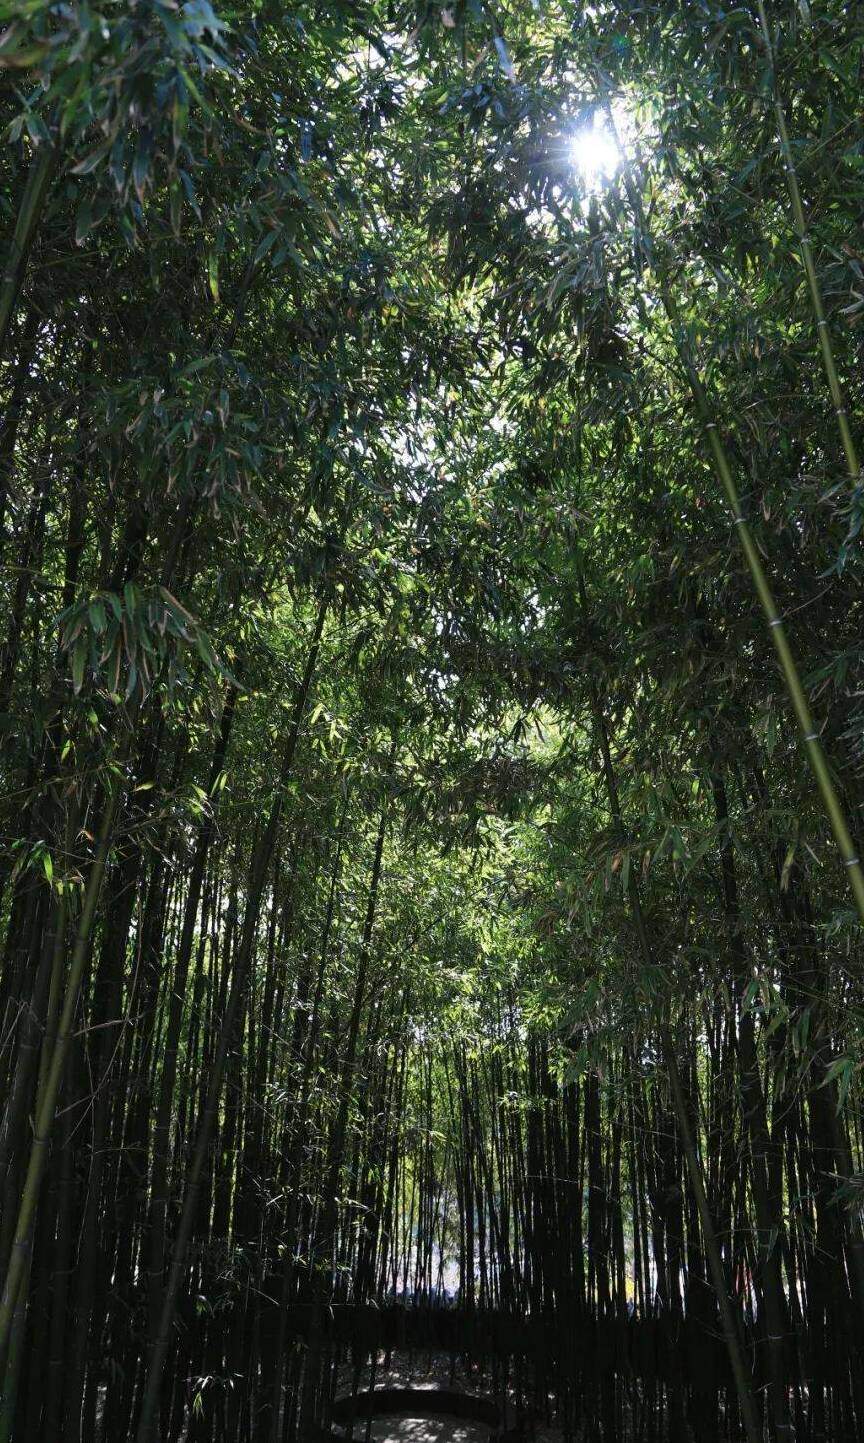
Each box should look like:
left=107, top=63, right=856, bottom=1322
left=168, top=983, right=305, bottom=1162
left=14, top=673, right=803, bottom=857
left=569, top=116, right=622, bottom=185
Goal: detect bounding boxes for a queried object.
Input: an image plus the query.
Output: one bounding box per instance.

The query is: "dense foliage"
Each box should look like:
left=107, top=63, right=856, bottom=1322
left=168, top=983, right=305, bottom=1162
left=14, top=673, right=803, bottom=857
left=1, top=0, right=864, bottom=1439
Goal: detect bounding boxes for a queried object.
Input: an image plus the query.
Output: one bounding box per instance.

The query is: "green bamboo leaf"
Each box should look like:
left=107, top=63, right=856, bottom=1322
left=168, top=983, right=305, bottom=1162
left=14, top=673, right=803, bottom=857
left=207, top=251, right=220, bottom=302
left=71, top=639, right=86, bottom=694
left=88, top=598, right=107, bottom=634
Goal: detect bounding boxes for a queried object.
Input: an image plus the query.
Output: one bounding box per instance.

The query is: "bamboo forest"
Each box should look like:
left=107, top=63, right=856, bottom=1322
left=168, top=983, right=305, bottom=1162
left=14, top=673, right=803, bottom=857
left=2, top=1, right=864, bottom=1440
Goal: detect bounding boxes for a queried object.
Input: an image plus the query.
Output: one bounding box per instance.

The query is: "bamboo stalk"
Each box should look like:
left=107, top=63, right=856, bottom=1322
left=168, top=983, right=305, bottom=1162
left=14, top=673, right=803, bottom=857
left=600, top=92, right=864, bottom=928
left=135, top=595, right=328, bottom=1443
left=677, top=325, right=864, bottom=924
left=753, top=0, right=861, bottom=484
left=0, top=145, right=56, bottom=363
left=579, top=575, right=762, bottom=1443
left=0, top=778, right=120, bottom=1359
left=0, top=877, right=71, bottom=1439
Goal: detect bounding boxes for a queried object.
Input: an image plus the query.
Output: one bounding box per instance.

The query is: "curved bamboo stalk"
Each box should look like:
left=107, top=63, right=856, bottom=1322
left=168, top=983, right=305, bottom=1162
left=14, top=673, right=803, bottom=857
left=0, top=868, right=71, bottom=1439
left=0, top=778, right=120, bottom=1360
left=674, top=315, right=864, bottom=925
left=0, top=145, right=56, bottom=364
left=600, top=92, right=864, bottom=928
left=753, top=0, right=861, bottom=484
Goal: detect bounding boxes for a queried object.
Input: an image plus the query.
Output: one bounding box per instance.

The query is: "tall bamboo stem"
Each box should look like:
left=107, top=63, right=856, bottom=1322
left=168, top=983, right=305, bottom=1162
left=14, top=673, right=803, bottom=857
left=674, top=317, right=864, bottom=924
left=0, top=146, right=56, bottom=363
left=135, top=595, right=328, bottom=1443
left=582, top=629, right=762, bottom=1443
left=753, top=0, right=860, bottom=484
left=600, top=92, right=864, bottom=928
left=0, top=779, right=120, bottom=1359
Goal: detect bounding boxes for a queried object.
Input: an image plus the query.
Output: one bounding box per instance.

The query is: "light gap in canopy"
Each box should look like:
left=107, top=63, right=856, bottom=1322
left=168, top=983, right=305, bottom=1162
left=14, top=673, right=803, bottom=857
left=568, top=108, right=622, bottom=188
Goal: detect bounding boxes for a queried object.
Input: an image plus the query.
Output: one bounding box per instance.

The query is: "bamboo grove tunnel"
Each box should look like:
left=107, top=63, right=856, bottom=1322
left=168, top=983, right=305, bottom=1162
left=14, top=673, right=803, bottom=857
left=3, top=2, right=864, bottom=1442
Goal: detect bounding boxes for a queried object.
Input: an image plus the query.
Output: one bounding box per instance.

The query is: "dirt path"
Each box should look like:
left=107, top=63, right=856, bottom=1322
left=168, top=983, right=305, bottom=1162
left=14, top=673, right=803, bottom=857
left=358, top=1419, right=490, bottom=1443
